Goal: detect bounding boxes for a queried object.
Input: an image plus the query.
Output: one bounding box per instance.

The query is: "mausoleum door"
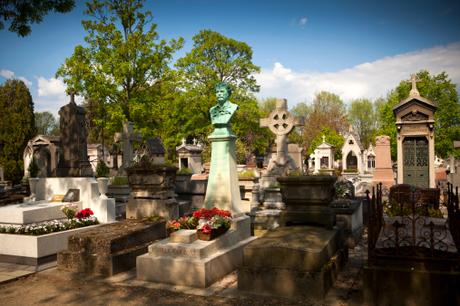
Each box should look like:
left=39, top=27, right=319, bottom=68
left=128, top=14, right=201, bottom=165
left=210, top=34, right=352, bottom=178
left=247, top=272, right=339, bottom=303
left=403, top=137, right=428, bottom=187
left=346, top=152, right=358, bottom=170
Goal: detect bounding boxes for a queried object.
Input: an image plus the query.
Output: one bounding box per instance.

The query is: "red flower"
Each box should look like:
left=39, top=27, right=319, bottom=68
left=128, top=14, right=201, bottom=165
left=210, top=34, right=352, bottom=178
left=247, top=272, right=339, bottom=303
left=75, top=208, right=94, bottom=219
left=201, top=224, right=212, bottom=234
left=192, top=207, right=231, bottom=220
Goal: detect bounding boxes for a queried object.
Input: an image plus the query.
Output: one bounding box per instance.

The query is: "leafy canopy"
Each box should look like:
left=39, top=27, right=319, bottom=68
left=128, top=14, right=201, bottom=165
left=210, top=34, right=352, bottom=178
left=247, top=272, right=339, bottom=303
left=0, top=0, right=74, bottom=36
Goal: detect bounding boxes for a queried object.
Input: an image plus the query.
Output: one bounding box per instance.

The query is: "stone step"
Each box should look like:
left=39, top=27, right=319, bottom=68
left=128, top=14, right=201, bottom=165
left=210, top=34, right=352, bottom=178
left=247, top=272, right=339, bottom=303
left=148, top=215, right=251, bottom=259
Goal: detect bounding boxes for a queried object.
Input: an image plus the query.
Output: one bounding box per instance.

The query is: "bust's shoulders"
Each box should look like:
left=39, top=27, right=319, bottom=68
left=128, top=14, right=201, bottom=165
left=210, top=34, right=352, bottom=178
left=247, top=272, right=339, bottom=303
left=227, top=101, right=238, bottom=111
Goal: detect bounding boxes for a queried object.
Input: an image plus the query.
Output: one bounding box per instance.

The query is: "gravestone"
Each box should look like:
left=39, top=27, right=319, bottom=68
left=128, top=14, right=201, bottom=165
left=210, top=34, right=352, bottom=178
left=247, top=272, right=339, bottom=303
left=393, top=75, right=437, bottom=188
left=23, top=135, right=60, bottom=177
left=56, top=93, right=93, bottom=177
left=309, top=135, right=335, bottom=175
left=176, top=138, right=203, bottom=174
left=372, top=135, right=394, bottom=188
left=114, top=122, right=142, bottom=175
left=260, top=99, right=304, bottom=177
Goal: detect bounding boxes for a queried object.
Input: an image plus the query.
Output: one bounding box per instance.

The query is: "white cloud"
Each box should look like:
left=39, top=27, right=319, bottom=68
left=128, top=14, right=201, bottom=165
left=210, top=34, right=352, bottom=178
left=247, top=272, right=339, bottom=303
left=35, top=76, right=84, bottom=116
left=0, top=69, right=15, bottom=79
left=37, top=77, right=66, bottom=97
left=298, top=17, right=308, bottom=28
left=255, top=42, right=460, bottom=107
left=0, top=69, right=32, bottom=87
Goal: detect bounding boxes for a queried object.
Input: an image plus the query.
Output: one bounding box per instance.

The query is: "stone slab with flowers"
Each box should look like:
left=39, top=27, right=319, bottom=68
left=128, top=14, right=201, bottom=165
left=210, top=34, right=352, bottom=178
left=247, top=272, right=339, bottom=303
left=0, top=204, right=100, bottom=266
left=137, top=207, right=256, bottom=288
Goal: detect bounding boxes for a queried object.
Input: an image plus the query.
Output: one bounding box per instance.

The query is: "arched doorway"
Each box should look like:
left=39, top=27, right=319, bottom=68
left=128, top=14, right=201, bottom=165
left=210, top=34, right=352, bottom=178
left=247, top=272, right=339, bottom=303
left=403, top=136, right=428, bottom=187
left=346, top=151, right=358, bottom=171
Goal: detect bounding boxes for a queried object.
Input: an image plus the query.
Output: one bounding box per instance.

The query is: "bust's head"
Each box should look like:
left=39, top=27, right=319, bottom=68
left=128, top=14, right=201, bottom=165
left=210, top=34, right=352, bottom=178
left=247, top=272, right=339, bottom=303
left=215, top=82, right=232, bottom=105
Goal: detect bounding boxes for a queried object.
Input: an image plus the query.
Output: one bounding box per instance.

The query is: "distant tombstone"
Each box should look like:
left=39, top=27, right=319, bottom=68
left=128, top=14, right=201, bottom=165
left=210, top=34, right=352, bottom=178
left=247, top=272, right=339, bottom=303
left=114, top=122, right=142, bottom=174
left=136, top=137, right=165, bottom=165
left=393, top=75, right=437, bottom=188
left=23, top=135, right=60, bottom=177
left=310, top=135, right=335, bottom=174
left=260, top=99, right=304, bottom=176
left=56, top=93, right=93, bottom=177
left=176, top=138, right=203, bottom=174
left=372, top=135, right=394, bottom=188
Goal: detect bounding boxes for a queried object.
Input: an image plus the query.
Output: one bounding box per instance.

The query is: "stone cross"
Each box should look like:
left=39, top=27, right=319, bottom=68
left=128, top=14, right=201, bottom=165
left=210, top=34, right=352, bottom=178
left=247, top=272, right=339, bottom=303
left=114, top=122, right=142, bottom=173
left=260, top=99, right=304, bottom=172
left=408, top=74, right=420, bottom=97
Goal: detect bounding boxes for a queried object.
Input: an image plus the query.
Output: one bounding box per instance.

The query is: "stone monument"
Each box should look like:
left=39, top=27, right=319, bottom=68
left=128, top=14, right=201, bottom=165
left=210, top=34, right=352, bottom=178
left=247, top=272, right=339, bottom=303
left=176, top=138, right=203, bottom=174
left=372, top=135, right=394, bottom=188
left=203, top=83, right=241, bottom=213
left=393, top=75, right=437, bottom=188
left=114, top=121, right=142, bottom=175
left=137, top=82, right=256, bottom=288
left=56, top=93, right=93, bottom=177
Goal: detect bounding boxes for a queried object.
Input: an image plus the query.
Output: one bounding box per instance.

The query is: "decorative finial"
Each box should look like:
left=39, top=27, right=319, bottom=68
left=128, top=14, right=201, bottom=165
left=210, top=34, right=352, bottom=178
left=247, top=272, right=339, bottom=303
left=193, top=138, right=197, bottom=146
left=409, top=74, right=420, bottom=96
left=181, top=137, right=186, bottom=145
left=348, top=125, right=353, bottom=133
left=69, top=90, right=76, bottom=104
left=322, top=135, right=326, bottom=143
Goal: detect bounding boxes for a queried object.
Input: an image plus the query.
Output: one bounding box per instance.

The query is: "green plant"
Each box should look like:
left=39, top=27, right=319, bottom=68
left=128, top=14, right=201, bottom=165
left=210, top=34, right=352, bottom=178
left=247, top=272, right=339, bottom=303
left=287, top=169, right=303, bottom=176
left=178, top=167, right=193, bottom=174
left=238, top=170, right=256, bottom=178
left=28, top=157, right=39, bottom=178
left=111, top=176, right=128, bottom=185
left=343, top=169, right=358, bottom=173
left=146, top=215, right=164, bottom=223
left=95, top=160, right=110, bottom=178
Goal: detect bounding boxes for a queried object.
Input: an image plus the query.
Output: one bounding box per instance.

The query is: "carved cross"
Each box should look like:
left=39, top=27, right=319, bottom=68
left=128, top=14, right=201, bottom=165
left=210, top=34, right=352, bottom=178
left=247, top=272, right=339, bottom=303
left=114, top=122, right=142, bottom=171
left=408, top=74, right=420, bottom=96
left=260, top=99, right=304, bottom=168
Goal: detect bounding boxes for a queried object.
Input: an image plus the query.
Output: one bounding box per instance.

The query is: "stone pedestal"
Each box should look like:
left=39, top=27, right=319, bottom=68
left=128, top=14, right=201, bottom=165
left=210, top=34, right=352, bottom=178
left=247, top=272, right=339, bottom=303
left=331, top=199, right=363, bottom=247
left=373, top=135, right=394, bottom=189
left=204, top=134, right=241, bottom=214
left=126, top=197, right=178, bottom=220
left=92, top=197, right=116, bottom=223
left=238, top=226, right=347, bottom=299
left=137, top=215, right=256, bottom=288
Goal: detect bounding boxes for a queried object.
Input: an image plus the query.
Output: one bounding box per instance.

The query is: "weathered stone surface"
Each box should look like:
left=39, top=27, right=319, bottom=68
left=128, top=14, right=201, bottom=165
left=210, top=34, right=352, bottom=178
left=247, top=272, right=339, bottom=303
left=238, top=226, right=347, bottom=299
left=169, top=229, right=197, bottom=244
left=126, top=197, right=178, bottom=220
left=58, top=219, right=166, bottom=276
left=137, top=215, right=256, bottom=288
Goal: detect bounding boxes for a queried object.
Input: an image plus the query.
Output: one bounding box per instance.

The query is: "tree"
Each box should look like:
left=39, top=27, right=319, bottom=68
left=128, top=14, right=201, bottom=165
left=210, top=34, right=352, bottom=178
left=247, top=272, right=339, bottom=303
left=0, top=79, right=35, bottom=183
left=35, top=111, right=59, bottom=136
left=301, top=91, right=348, bottom=154
left=0, top=0, right=74, bottom=36
left=56, top=0, right=183, bottom=139
left=171, top=30, right=268, bottom=162
left=378, top=70, right=460, bottom=159
left=348, top=98, right=378, bottom=149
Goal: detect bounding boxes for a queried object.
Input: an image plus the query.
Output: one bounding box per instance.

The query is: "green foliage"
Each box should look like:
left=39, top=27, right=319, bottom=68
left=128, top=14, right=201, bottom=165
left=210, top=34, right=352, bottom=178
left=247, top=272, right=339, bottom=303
left=111, top=176, right=128, bottom=185
left=35, top=111, right=59, bottom=135
left=348, top=98, right=378, bottom=149
left=307, top=126, right=344, bottom=160
left=0, top=0, right=75, bottom=36
left=378, top=70, right=460, bottom=159
left=56, top=0, right=183, bottom=139
left=95, top=160, right=110, bottom=177
left=178, top=167, right=193, bottom=174
left=301, top=91, right=348, bottom=152
left=238, top=170, right=256, bottom=178
left=0, top=79, right=36, bottom=183
left=27, top=157, right=39, bottom=178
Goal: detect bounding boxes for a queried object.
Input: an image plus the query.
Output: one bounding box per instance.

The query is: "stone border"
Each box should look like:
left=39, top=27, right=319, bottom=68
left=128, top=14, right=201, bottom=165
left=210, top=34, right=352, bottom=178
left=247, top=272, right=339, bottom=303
left=0, top=224, right=102, bottom=265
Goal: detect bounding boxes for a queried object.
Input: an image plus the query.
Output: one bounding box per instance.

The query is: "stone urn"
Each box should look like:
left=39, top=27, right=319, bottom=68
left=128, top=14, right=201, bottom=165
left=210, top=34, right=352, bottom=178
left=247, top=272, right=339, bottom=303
left=277, top=175, right=337, bottom=228
left=28, top=177, right=39, bottom=201
left=97, top=177, right=109, bottom=199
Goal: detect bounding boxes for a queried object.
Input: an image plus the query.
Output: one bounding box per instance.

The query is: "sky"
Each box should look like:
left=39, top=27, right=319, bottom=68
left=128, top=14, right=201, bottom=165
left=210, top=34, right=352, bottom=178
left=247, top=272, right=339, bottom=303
left=1, top=0, right=460, bottom=117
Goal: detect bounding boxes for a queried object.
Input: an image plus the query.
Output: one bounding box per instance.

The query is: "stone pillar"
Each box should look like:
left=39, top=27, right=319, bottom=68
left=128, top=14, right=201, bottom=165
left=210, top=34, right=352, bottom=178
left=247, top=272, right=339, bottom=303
left=204, top=133, right=241, bottom=214
left=373, top=135, right=394, bottom=188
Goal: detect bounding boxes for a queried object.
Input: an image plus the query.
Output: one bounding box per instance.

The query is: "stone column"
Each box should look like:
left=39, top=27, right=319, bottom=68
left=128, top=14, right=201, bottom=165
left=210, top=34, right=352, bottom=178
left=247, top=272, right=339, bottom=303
left=204, top=132, right=241, bottom=215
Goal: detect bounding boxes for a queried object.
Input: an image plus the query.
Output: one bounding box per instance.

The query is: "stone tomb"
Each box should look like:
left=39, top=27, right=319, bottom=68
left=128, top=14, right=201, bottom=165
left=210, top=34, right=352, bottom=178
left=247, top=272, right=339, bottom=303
left=137, top=215, right=256, bottom=287
left=58, top=219, right=166, bottom=276
left=238, top=226, right=347, bottom=298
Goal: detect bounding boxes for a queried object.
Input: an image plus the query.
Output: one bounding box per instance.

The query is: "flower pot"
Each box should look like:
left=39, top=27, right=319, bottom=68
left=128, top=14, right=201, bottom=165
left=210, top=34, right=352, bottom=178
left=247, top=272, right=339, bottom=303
left=97, top=177, right=109, bottom=199
left=196, top=226, right=229, bottom=241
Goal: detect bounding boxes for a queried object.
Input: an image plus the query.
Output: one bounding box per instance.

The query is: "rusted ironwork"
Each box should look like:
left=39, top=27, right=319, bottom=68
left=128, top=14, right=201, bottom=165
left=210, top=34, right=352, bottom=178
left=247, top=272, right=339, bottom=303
left=367, top=183, right=460, bottom=263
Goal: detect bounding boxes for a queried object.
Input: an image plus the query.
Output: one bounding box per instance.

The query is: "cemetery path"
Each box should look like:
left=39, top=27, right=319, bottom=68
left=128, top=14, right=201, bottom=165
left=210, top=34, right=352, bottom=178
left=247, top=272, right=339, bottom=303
left=0, top=238, right=367, bottom=306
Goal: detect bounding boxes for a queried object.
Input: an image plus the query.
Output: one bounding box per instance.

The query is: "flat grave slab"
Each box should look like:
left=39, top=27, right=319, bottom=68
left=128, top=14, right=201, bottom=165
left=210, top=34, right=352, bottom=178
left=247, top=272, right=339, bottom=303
left=0, top=201, right=81, bottom=225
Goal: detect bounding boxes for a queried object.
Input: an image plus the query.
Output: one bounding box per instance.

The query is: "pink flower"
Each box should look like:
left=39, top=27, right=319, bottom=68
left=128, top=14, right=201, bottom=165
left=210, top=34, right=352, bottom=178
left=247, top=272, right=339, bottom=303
left=201, top=224, right=212, bottom=234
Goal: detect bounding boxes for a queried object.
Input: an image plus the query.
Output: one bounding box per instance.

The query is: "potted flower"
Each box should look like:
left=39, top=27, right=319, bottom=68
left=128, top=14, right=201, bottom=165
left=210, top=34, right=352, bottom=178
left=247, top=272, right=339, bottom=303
left=96, top=160, right=110, bottom=199
left=166, top=207, right=232, bottom=241
left=194, top=208, right=232, bottom=241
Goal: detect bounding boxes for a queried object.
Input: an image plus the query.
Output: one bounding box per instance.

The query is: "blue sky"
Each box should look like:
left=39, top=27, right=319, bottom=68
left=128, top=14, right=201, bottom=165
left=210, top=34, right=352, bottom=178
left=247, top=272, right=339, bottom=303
left=1, top=0, right=460, bottom=116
